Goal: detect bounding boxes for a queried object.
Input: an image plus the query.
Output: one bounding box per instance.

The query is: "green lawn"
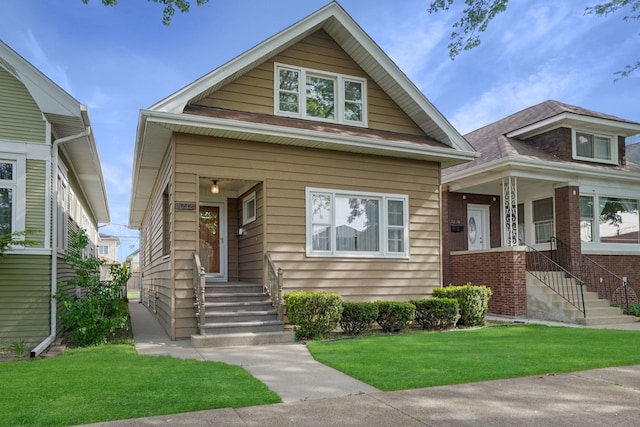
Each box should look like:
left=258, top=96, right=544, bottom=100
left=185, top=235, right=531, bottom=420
left=307, top=324, right=640, bottom=391
left=0, top=344, right=280, bottom=427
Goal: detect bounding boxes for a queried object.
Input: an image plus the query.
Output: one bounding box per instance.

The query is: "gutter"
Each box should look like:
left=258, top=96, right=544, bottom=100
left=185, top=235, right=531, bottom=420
left=31, top=126, right=91, bottom=358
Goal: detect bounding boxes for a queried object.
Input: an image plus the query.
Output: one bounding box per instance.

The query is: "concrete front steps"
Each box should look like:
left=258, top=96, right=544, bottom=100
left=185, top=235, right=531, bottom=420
left=191, top=281, right=294, bottom=348
left=527, top=272, right=637, bottom=326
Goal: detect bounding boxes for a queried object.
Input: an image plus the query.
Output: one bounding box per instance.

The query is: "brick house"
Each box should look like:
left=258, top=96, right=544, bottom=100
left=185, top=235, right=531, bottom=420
left=442, top=100, right=640, bottom=324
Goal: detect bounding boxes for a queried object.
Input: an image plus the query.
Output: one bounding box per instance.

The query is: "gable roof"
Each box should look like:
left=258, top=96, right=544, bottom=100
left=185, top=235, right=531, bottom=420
left=129, top=2, right=476, bottom=227
left=0, top=40, right=110, bottom=223
left=443, top=100, right=640, bottom=180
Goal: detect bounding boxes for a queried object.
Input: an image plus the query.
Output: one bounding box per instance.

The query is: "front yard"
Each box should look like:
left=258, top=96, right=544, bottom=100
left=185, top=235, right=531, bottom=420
left=307, top=324, right=640, bottom=391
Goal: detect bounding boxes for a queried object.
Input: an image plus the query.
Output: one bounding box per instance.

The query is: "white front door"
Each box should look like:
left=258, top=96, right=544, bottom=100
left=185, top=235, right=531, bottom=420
left=467, top=204, right=490, bottom=250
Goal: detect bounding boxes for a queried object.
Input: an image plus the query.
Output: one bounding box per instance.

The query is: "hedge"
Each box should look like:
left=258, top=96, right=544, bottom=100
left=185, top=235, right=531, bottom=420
left=284, top=291, right=343, bottom=340
left=413, top=298, right=460, bottom=330
left=375, top=301, right=415, bottom=333
left=432, top=284, right=492, bottom=326
left=340, top=301, right=379, bottom=335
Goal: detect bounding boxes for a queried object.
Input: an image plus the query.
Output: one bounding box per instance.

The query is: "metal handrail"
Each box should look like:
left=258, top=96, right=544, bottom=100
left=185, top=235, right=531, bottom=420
left=551, top=237, right=632, bottom=314
left=522, top=241, right=586, bottom=317
left=192, top=251, right=206, bottom=333
left=264, top=252, right=284, bottom=321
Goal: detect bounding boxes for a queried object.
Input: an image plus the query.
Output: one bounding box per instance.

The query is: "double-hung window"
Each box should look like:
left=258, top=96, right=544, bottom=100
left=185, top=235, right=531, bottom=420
left=532, top=197, right=554, bottom=244
left=0, top=160, right=16, bottom=236
left=306, top=188, right=408, bottom=258
left=275, top=63, right=367, bottom=126
left=573, top=130, right=617, bottom=164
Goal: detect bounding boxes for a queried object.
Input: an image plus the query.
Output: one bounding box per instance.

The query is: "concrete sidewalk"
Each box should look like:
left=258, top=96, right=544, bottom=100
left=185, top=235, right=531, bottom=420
left=84, top=301, right=640, bottom=426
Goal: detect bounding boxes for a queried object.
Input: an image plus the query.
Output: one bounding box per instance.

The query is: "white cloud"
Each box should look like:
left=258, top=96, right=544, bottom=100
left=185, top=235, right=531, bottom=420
left=24, top=29, right=73, bottom=95
left=450, top=64, right=584, bottom=134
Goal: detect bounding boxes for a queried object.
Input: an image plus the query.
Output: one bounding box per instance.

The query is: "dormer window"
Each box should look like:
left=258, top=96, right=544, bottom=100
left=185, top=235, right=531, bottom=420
left=275, top=63, right=366, bottom=126
left=572, top=129, right=617, bottom=165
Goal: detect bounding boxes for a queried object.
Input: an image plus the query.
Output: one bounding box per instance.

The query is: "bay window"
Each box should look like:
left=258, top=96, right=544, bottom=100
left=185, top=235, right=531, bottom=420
left=276, top=63, right=366, bottom=126
left=306, top=188, right=408, bottom=257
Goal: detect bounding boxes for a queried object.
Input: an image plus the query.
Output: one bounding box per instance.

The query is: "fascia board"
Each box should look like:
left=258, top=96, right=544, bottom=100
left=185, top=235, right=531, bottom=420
left=145, top=110, right=477, bottom=163
left=507, top=113, right=640, bottom=138
left=0, top=41, right=82, bottom=119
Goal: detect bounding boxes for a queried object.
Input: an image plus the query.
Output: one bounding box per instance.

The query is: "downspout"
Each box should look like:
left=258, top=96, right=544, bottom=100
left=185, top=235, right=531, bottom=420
left=31, top=126, right=91, bottom=358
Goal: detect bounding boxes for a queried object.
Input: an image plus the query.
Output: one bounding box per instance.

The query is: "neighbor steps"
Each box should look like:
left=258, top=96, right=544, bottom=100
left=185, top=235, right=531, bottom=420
left=527, top=272, right=637, bottom=326
left=191, top=281, right=293, bottom=347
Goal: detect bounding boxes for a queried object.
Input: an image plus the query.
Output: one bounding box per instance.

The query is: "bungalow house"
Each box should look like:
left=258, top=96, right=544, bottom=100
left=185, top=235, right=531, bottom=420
left=442, top=100, right=640, bottom=325
left=0, top=41, right=109, bottom=356
left=129, top=2, right=476, bottom=343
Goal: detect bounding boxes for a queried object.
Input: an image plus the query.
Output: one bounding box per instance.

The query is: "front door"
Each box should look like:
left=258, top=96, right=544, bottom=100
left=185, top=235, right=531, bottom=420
left=467, top=204, right=490, bottom=250
left=199, top=204, right=226, bottom=279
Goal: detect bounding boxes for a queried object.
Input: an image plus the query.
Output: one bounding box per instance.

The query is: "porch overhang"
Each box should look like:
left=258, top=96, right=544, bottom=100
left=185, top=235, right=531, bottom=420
left=443, top=157, right=640, bottom=195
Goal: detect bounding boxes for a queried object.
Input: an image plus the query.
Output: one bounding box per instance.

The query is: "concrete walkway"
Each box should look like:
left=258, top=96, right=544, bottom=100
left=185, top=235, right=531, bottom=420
left=83, top=301, right=640, bottom=426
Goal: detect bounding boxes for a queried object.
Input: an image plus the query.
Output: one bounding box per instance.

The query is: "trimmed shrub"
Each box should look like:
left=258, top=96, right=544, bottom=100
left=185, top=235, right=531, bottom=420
left=432, top=284, right=492, bottom=327
left=375, top=301, right=415, bottom=333
left=414, top=298, right=460, bottom=330
left=284, top=291, right=343, bottom=340
left=340, top=301, right=379, bottom=335
left=631, top=303, right=640, bottom=317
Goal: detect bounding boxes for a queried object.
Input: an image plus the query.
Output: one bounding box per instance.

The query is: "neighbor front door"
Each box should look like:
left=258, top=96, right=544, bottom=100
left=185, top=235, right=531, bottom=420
left=467, top=204, right=490, bottom=250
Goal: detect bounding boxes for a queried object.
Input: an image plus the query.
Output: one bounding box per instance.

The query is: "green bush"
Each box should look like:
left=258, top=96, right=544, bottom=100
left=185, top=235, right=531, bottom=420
left=340, top=302, right=379, bottom=335
left=55, top=230, right=131, bottom=346
left=375, top=301, right=415, bottom=333
left=414, top=298, right=460, bottom=330
left=631, top=303, right=640, bottom=317
left=284, top=291, right=343, bottom=340
left=432, top=284, right=492, bottom=327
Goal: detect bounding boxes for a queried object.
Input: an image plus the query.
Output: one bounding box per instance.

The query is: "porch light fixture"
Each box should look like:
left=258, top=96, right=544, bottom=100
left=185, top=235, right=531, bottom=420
left=211, top=180, right=219, bottom=194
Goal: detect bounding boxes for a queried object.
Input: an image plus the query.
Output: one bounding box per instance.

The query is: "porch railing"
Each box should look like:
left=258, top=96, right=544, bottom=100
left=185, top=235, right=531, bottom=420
left=192, top=251, right=206, bottom=333
left=551, top=237, right=632, bottom=314
left=264, top=252, right=284, bottom=321
left=522, top=241, right=586, bottom=317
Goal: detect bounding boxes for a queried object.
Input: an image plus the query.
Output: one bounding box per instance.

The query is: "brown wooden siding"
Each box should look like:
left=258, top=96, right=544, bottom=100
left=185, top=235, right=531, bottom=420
left=238, top=184, right=264, bottom=284
left=139, top=142, right=175, bottom=338
left=193, top=29, right=426, bottom=136
left=174, top=134, right=441, bottom=309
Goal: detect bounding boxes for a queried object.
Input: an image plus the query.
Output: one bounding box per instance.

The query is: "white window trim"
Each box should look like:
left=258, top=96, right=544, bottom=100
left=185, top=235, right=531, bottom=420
left=274, top=63, right=368, bottom=127
left=580, top=192, right=640, bottom=252
left=242, top=192, right=257, bottom=225
left=572, top=128, right=618, bottom=165
left=0, top=154, right=26, bottom=241
left=531, top=196, right=555, bottom=246
left=305, top=187, right=409, bottom=259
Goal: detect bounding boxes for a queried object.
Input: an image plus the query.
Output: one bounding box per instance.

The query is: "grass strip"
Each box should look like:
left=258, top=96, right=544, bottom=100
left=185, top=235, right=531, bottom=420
left=307, top=324, right=640, bottom=391
left=0, top=343, right=280, bottom=426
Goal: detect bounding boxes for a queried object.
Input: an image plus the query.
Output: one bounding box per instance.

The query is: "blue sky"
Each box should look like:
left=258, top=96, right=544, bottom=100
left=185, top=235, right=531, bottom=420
left=2, top=0, right=638, bottom=260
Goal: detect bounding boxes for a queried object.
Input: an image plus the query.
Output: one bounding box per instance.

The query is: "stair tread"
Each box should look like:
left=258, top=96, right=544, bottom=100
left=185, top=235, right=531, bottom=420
left=201, top=320, right=284, bottom=328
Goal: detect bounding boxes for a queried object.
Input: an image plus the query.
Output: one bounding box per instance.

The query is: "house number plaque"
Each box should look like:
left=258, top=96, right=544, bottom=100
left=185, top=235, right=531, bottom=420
left=175, top=202, right=196, bottom=211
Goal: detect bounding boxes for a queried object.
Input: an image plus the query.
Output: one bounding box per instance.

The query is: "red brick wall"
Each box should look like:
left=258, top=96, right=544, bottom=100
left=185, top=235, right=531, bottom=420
left=442, top=189, right=502, bottom=285
left=450, top=248, right=527, bottom=317
left=583, top=254, right=640, bottom=305
left=527, top=128, right=572, bottom=161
